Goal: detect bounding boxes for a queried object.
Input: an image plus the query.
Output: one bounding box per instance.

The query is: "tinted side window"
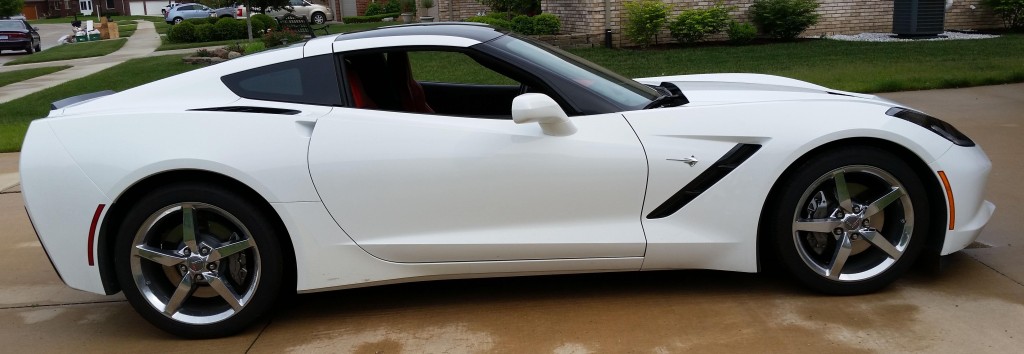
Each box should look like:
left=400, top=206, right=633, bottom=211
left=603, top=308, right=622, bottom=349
left=222, top=55, right=342, bottom=106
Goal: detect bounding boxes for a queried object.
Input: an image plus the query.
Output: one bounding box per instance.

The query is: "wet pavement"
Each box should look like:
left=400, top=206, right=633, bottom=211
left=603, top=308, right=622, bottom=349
left=0, top=83, right=1021, bottom=352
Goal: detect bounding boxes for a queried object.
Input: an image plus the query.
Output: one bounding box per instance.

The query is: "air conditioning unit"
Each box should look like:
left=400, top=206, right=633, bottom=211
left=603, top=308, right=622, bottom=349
left=893, top=0, right=946, bottom=37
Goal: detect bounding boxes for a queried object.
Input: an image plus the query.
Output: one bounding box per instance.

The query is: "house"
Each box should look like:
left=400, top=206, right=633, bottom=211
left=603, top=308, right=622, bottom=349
left=21, top=0, right=135, bottom=19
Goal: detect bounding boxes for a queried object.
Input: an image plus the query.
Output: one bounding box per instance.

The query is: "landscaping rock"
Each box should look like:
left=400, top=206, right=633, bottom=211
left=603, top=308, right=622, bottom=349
left=182, top=56, right=227, bottom=65
left=227, top=51, right=242, bottom=59
left=212, top=48, right=229, bottom=58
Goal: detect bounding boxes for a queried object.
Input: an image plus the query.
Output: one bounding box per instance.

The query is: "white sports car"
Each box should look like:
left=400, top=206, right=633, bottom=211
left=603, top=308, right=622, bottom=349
left=21, top=23, right=994, bottom=338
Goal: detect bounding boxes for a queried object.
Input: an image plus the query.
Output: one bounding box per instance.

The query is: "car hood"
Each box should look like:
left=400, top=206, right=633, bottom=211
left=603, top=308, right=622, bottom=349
left=634, top=73, right=897, bottom=107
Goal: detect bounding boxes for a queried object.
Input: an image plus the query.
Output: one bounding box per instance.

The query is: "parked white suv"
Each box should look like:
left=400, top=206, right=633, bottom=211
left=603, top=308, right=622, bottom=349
left=267, top=0, right=333, bottom=24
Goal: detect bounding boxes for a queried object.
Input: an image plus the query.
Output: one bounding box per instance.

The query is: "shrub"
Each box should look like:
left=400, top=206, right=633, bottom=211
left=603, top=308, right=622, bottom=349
left=252, top=14, right=277, bottom=31
left=343, top=12, right=401, bottom=23
left=981, top=0, right=1024, bottom=30
left=475, top=0, right=540, bottom=15
left=623, top=0, right=671, bottom=47
left=668, top=3, right=732, bottom=44
left=364, top=1, right=384, bottom=16
left=749, top=0, right=820, bottom=40
left=383, top=0, right=401, bottom=14
left=243, top=41, right=267, bottom=54
left=532, top=13, right=560, bottom=35
left=193, top=23, right=217, bottom=42
left=511, top=15, right=534, bottom=34
left=262, top=28, right=303, bottom=47
left=487, top=11, right=511, bottom=20
left=727, top=21, right=757, bottom=44
left=185, top=17, right=216, bottom=26
left=465, top=16, right=512, bottom=29
left=215, top=17, right=246, bottom=40
left=167, top=21, right=196, bottom=43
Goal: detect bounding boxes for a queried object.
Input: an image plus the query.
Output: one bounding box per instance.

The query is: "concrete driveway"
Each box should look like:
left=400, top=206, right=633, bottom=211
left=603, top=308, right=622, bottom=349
left=0, top=84, right=1021, bottom=352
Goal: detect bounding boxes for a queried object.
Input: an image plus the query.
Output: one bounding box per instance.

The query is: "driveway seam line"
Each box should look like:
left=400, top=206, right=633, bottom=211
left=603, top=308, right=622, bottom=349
left=966, top=252, right=1024, bottom=287
left=0, top=299, right=126, bottom=310
left=245, top=317, right=274, bottom=353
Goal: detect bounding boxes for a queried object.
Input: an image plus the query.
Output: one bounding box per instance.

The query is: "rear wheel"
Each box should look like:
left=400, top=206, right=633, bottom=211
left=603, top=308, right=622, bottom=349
left=34, top=43, right=41, bottom=52
left=311, top=12, right=326, bottom=24
left=114, top=183, right=285, bottom=338
left=770, top=146, right=930, bottom=294
left=24, top=43, right=34, bottom=54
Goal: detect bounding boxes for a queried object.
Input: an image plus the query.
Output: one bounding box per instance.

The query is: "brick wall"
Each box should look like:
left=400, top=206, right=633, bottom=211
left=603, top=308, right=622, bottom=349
left=439, top=0, right=1003, bottom=47
left=437, top=0, right=489, bottom=21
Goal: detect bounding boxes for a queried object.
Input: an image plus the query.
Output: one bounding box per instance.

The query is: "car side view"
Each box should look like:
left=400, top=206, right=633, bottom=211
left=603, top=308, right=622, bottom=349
left=20, top=23, right=994, bottom=338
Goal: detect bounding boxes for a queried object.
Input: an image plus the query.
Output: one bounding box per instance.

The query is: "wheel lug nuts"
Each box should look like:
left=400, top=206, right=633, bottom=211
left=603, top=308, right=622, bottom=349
left=183, top=249, right=191, bottom=256
left=851, top=233, right=861, bottom=240
left=207, top=263, right=217, bottom=271
left=200, top=247, right=210, bottom=256
left=832, top=228, right=844, bottom=236
left=853, top=205, right=862, bottom=213
left=196, top=274, right=205, bottom=281
left=179, top=265, right=187, bottom=273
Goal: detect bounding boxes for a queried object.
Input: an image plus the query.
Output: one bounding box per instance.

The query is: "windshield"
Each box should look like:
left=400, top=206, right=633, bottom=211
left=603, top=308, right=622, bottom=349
left=489, top=34, right=660, bottom=110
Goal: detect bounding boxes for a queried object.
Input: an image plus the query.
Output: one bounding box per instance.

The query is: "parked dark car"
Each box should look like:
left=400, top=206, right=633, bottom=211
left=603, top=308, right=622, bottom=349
left=0, top=19, right=41, bottom=54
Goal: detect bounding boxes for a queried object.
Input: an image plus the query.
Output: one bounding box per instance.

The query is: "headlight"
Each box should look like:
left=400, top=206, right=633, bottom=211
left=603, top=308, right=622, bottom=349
left=886, top=107, right=975, bottom=147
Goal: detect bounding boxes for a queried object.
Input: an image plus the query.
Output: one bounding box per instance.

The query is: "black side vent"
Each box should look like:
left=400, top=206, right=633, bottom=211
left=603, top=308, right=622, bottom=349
left=646, top=144, right=762, bottom=219
left=189, top=106, right=301, bottom=115
left=893, top=0, right=946, bottom=37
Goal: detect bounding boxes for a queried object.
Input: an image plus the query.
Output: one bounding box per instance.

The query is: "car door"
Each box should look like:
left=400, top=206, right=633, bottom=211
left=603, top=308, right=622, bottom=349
left=307, top=49, right=649, bottom=264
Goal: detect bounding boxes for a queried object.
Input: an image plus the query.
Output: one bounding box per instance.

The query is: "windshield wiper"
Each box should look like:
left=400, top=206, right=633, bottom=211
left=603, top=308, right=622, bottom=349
left=644, top=82, right=689, bottom=109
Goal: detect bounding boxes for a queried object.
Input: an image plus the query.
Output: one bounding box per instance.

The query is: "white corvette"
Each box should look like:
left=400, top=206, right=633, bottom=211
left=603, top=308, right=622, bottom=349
left=21, top=23, right=994, bottom=338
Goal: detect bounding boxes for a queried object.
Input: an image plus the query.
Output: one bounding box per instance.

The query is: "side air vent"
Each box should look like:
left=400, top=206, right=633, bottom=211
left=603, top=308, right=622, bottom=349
left=647, top=144, right=762, bottom=219
left=189, top=106, right=301, bottom=115
left=893, top=0, right=946, bottom=37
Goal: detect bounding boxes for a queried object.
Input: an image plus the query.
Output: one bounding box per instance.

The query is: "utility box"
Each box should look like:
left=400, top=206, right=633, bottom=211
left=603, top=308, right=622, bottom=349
left=893, top=0, right=946, bottom=37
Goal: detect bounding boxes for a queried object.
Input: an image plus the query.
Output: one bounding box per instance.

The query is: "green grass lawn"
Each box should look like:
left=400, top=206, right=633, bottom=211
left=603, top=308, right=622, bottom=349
left=0, top=66, right=71, bottom=88
left=3, top=39, right=127, bottom=66
left=154, top=21, right=170, bottom=35
left=156, top=38, right=250, bottom=51
left=119, top=23, right=138, bottom=37
left=571, top=35, right=1024, bottom=93
left=0, top=55, right=198, bottom=152
left=2, top=34, right=1024, bottom=152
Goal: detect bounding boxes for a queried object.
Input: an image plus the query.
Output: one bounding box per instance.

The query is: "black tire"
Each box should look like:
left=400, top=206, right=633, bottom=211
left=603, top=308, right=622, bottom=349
left=114, top=183, right=286, bottom=338
left=24, top=43, right=34, bottom=54
left=768, top=146, right=929, bottom=295
left=311, top=12, right=326, bottom=24
left=34, top=43, right=41, bottom=52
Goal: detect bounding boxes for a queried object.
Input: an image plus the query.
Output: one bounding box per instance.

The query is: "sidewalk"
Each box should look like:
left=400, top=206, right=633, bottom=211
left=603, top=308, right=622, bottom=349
left=0, top=21, right=162, bottom=104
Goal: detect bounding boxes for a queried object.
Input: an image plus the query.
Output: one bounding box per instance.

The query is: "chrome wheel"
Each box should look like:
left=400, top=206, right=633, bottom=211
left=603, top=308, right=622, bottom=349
left=130, top=202, right=261, bottom=325
left=770, top=146, right=929, bottom=294
left=792, top=165, right=914, bottom=282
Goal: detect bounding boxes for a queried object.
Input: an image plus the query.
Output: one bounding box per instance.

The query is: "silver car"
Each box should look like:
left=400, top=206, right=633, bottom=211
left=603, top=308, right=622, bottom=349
left=164, top=3, right=215, bottom=25
left=267, top=0, right=334, bottom=24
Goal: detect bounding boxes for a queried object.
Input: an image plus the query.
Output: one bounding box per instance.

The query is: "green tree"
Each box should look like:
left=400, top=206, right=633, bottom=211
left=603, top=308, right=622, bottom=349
left=0, top=0, right=25, bottom=18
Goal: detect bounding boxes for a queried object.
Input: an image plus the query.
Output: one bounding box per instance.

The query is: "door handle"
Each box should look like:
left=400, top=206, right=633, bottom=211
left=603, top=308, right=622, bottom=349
left=667, top=156, right=699, bottom=167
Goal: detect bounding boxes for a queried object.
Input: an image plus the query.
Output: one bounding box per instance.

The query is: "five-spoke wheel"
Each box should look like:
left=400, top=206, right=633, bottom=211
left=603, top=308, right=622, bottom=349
left=115, top=183, right=285, bottom=338
left=771, top=146, right=929, bottom=294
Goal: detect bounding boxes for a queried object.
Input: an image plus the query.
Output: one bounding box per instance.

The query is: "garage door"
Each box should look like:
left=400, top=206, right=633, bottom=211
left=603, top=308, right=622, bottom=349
left=129, top=1, right=170, bottom=16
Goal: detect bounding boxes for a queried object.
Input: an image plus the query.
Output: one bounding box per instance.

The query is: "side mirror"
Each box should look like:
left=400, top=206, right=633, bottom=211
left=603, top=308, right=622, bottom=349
left=511, top=93, right=577, bottom=136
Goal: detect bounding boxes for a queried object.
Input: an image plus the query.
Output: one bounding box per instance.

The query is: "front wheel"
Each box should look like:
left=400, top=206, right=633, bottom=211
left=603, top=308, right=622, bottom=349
left=769, top=146, right=930, bottom=295
left=311, top=12, right=326, bottom=24
left=114, top=183, right=286, bottom=338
